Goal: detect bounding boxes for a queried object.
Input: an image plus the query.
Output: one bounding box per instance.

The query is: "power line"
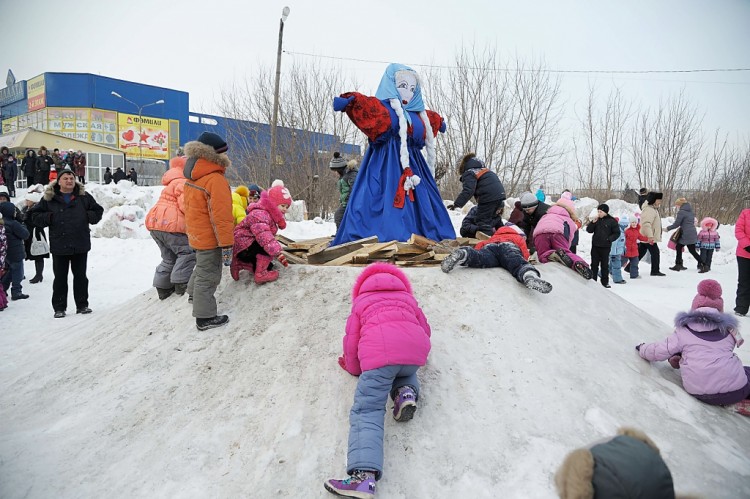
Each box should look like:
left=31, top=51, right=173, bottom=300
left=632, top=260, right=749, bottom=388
left=285, top=50, right=750, bottom=75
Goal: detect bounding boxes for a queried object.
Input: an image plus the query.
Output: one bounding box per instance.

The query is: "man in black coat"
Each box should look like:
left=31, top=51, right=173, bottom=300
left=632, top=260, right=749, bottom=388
left=448, top=153, right=506, bottom=237
left=35, top=147, right=55, bottom=185
left=586, top=203, right=621, bottom=288
left=112, top=167, right=126, bottom=183
left=516, top=192, right=550, bottom=254
left=30, top=167, right=104, bottom=318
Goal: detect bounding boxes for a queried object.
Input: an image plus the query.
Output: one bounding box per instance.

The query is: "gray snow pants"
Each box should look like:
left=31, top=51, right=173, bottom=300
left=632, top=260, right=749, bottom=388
left=150, top=230, right=196, bottom=289
left=187, top=248, right=222, bottom=319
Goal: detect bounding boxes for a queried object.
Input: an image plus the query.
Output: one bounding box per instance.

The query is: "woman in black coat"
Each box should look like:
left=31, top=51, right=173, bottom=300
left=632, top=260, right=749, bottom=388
left=21, top=192, right=49, bottom=283
left=21, top=150, right=37, bottom=187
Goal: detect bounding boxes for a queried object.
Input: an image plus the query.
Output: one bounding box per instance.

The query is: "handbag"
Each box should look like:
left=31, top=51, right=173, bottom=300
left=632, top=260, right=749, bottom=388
left=30, top=232, right=50, bottom=256
left=667, top=227, right=682, bottom=251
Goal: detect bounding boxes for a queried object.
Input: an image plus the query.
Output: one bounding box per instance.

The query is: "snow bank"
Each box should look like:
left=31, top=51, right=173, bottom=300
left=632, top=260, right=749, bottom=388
left=87, top=182, right=161, bottom=239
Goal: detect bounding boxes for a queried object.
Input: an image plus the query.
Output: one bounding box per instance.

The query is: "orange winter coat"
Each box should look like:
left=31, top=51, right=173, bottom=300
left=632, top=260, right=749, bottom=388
left=146, top=156, right=188, bottom=234
left=182, top=142, right=234, bottom=250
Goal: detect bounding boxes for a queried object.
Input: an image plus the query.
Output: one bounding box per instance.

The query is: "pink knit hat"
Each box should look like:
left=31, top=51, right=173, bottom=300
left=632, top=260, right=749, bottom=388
left=268, top=181, right=293, bottom=207
left=556, top=197, right=575, bottom=212
left=691, top=279, right=723, bottom=312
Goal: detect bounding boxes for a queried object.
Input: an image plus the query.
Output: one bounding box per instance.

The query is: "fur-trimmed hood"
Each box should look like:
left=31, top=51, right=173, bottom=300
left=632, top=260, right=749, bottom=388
left=183, top=140, right=231, bottom=178
left=700, top=216, right=718, bottom=230
left=675, top=307, right=738, bottom=334
left=43, top=178, right=86, bottom=201
left=352, top=262, right=413, bottom=299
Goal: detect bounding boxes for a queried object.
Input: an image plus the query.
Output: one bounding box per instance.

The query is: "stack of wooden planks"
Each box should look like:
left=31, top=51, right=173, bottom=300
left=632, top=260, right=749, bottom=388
left=276, top=233, right=489, bottom=267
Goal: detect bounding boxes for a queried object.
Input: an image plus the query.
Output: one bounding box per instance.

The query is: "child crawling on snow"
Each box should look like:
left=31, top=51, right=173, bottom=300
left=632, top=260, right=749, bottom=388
left=230, top=181, right=291, bottom=284
left=325, top=262, right=431, bottom=498
left=636, top=279, right=750, bottom=416
left=441, top=220, right=552, bottom=293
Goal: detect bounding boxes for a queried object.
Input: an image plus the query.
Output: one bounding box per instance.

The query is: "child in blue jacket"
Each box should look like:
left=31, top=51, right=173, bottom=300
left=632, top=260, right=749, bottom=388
left=609, top=216, right=628, bottom=284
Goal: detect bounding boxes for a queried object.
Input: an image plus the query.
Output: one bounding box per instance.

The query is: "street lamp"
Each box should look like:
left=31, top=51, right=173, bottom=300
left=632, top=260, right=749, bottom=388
left=111, top=91, right=165, bottom=183
left=269, top=6, right=290, bottom=187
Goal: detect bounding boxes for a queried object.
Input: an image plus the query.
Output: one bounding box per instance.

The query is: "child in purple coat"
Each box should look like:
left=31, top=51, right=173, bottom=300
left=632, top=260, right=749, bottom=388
left=637, top=279, right=749, bottom=415
left=325, top=262, right=431, bottom=498
left=230, top=182, right=292, bottom=284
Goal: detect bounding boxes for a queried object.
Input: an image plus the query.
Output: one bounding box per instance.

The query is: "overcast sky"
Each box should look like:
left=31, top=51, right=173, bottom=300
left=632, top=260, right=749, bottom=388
left=5, top=0, right=750, bottom=141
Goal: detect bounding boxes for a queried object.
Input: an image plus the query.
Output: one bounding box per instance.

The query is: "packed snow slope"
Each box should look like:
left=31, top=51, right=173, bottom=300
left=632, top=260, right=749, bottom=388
left=1, top=261, right=749, bottom=498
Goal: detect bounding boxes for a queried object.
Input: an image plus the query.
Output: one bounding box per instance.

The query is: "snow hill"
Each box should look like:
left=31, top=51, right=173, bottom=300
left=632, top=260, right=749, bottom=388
left=1, top=259, right=749, bottom=498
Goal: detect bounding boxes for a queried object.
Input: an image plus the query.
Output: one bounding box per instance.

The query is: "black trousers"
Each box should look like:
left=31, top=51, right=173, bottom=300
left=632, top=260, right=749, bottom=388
left=638, top=242, right=661, bottom=274
left=52, top=253, right=89, bottom=312
left=474, top=199, right=504, bottom=236
left=675, top=243, right=704, bottom=266
left=737, top=256, right=750, bottom=315
left=590, top=245, right=611, bottom=285
left=464, top=242, right=535, bottom=283
left=236, top=241, right=272, bottom=269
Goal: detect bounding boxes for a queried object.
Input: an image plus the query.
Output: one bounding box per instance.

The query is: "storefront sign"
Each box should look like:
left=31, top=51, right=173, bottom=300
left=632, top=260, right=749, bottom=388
left=0, top=81, right=25, bottom=107
left=27, top=74, right=46, bottom=111
left=117, top=112, right=169, bottom=160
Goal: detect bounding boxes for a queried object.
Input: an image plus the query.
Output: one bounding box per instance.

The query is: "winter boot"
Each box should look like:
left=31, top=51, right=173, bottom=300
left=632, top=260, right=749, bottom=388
left=173, top=283, right=187, bottom=296
left=548, top=248, right=574, bottom=268
left=522, top=272, right=553, bottom=294
left=254, top=254, right=279, bottom=284
left=29, top=275, right=43, bottom=284
left=76, top=307, right=92, bottom=314
left=698, top=264, right=709, bottom=274
left=157, top=287, right=175, bottom=300
left=392, top=385, right=417, bottom=422
left=196, top=315, right=229, bottom=331
left=669, top=265, right=682, bottom=272
left=441, top=248, right=468, bottom=273
left=573, top=261, right=593, bottom=280
left=230, top=258, right=254, bottom=281
left=324, top=470, right=376, bottom=498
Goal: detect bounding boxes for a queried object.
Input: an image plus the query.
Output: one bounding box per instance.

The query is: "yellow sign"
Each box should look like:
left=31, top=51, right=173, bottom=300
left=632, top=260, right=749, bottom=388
left=27, top=74, right=46, bottom=112
left=117, top=112, right=169, bottom=160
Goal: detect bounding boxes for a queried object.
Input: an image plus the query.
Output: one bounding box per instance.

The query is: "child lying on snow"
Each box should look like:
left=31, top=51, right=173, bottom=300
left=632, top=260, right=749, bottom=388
left=441, top=222, right=552, bottom=294
left=636, top=279, right=750, bottom=416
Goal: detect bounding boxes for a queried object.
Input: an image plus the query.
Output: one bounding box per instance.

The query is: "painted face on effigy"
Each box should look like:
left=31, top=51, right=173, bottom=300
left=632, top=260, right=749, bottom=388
left=395, top=70, right=417, bottom=105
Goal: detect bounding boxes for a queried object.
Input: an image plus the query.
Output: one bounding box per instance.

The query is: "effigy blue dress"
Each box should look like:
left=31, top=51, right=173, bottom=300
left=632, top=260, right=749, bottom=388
left=331, top=93, right=455, bottom=245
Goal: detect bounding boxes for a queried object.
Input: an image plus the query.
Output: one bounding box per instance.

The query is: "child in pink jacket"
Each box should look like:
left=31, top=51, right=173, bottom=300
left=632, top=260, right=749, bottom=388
left=230, top=182, right=292, bottom=284
left=325, top=263, right=431, bottom=498
left=637, top=279, right=749, bottom=415
left=696, top=217, right=720, bottom=271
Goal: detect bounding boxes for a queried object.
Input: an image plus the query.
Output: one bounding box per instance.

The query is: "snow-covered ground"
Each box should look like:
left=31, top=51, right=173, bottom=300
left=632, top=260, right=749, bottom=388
left=1, top=186, right=748, bottom=498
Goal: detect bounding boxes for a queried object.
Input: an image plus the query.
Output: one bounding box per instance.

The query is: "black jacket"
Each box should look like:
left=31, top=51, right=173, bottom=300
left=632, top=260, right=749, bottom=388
left=113, top=168, right=126, bottom=183
left=35, top=154, right=54, bottom=184
left=586, top=214, right=621, bottom=247
left=21, top=152, right=37, bottom=179
left=460, top=205, right=503, bottom=238
left=30, top=180, right=103, bottom=255
left=453, top=167, right=505, bottom=209
left=517, top=201, right=550, bottom=237
left=104, top=170, right=113, bottom=184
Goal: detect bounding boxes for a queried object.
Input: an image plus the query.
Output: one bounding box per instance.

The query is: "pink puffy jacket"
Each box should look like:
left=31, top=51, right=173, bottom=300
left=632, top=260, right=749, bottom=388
left=232, top=190, right=286, bottom=258
left=145, top=156, right=187, bottom=234
left=341, top=263, right=432, bottom=375
left=532, top=205, right=578, bottom=244
left=737, top=209, right=750, bottom=259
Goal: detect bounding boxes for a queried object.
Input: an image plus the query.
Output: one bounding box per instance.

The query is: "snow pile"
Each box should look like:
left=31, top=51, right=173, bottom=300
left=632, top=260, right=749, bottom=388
left=87, top=182, right=161, bottom=239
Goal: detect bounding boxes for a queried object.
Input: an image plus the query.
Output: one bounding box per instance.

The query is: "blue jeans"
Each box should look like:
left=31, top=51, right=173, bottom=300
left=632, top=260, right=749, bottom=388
left=610, top=255, right=624, bottom=282
left=1, top=259, right=25, bottom=297
left=624, top=256, right=640, bottom=278
left=347, top=364, right=420, bottom=480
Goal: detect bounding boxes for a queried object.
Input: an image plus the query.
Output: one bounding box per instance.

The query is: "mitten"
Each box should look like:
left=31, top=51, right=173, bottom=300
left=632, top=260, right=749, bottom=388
left=668, top=354, right=682, bottom=369
left=446, top=204, right=455, bottom=210
left=338, top=356, right=346, bottom=370
left=745, top=245, right=750, bottom=253
left=221, top=247, right=232, bottom=266
left=635, top=343, right=644, bottom=351
left=277, top=253, right=289, bottom=267
left=333, top=95, right=355, bottom=112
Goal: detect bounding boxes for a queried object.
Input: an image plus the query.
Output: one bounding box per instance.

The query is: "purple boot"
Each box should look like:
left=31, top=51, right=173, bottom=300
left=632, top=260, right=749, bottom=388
left=392, top=386, right=417, bottom=422
left=324, top=470, right=376, bottom=498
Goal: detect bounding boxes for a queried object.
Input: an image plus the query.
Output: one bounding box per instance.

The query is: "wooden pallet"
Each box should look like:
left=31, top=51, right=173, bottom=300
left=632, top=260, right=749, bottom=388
left=279, top=233, right=480, bottom=267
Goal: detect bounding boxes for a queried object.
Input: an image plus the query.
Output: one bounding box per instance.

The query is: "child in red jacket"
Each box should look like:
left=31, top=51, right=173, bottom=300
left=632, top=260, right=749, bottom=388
left=441, top=222, right=552, bottom=293
left=624, top=216, right=648, bottom=279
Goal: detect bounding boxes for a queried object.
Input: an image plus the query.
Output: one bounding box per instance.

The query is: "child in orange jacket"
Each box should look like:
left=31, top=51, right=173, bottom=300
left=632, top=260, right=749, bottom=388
left=441, top=222, right=552, bottom=293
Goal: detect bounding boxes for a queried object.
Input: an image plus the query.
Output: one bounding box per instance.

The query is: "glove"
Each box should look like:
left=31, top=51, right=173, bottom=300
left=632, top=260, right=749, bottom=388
left=668, top=354, right=682, bottom=369
left=446, top=204, right=455, bottom=210
left=338, top=356, right=346, bottom=370
left=333, top=95, right=355, bottom=112
left=635, top=343, right=644, bottom=351
left=745, top=245, right=750, bottom=253
left=221, top=247, right=232, bottom=266
left=277, top=253, right=289, bottom=267
left=439, top=119, right=447, bottom=133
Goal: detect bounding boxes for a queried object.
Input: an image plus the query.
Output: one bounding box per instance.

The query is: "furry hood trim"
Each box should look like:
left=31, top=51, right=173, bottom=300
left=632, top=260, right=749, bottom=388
left=183, top=141, right=231, bottom=169
left=674, top=308, right=738, bottom=334
left=43, top=178, right=86, bottom=201
left=352, top=262, right=413, bottom=299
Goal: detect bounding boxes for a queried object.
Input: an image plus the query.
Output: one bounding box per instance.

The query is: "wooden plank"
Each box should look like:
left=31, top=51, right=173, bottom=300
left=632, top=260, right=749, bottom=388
left=395, top=259, right=442, bottom=266
left=475, top=231, right=491, bottom=241
left=329, top=241, right=398, bottom=267
left=407, top=234, right=439, bottom=249
left=280, top=250, right=306, bottom=265
left=287, top=236, right=333, bottom=250
left=395, top=243, right=426, bottom=255
left=276, top=234, right=295, bottom=246
left=322, top=248, right=367, bottom=266
left=402, top=250, right=435, bottom=262
left=307, top=236, right=378, bottom=264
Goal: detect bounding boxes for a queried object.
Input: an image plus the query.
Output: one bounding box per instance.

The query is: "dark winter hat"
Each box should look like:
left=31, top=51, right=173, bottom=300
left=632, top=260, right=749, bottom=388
left=646, top=192, right=663, bottom=205
left=458, top=152, right=484, bottom=174
left=520, top=192, right=539, bottom=209
left=597, top=204, right=609, bottom=214
left=329, top=151, right=347, bottom=170
left=691, top=279, right=723, bottom=312
left=58, top=167, right=76, bottom=179
left=639, top=187, right=648, bottom=194
left=197, top=132, right=228, bottom=154
left=248, top=183, right=262, bottom=197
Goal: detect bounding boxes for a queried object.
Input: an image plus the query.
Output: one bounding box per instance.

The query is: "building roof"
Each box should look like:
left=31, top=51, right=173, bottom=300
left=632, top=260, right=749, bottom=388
left=0, top=127, right=124, bottom=156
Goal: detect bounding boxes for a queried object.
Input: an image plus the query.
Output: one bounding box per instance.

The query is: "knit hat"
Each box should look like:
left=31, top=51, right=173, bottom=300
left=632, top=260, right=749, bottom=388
left=235, top=185, right=249, bottom=198
left=329, top=151, right=347, bottom=170
left=0, top=185, right=9, bottom=200
left=196, top=132, right=228, bottom=154
left=556, top=197, right=574, bottom=212
left=268, top=181, right=293, bottom=207
left=520, top=192, right=538, bottom=209
left=620, top=215, right=630, bottom=225
left=691, top=279, right=723, bottom=312
left=58, top=167, right=75, bottom=178
left=248, top=184, right=262, bottom=197
left=597, top=203, right=609, bottom=214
